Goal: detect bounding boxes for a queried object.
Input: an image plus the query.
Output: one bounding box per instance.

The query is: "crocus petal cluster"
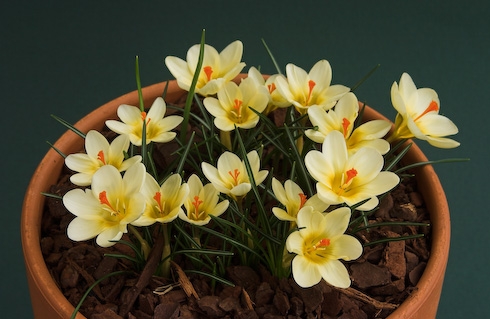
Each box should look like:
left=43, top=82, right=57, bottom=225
left=305, top=131, right=400, bottom=211
left=65, top=130, right=142, bottom=186
left=132, top=173, right=189, bottom=226
left=106, top=97, right=183, bottom=146
left=286, top=207, right=363, bottom=288
left=247, top=67, right=290, bottom=114
left=165, top=40, right=246, bottom=97
left=63, top=163, right=146, bottom=247
left=390, top=73, right=459, bottom=148
left=180, top=174, right=230, bottom=226
left=202, top=150, right=268, bottom=200
left=275, top=60, right=350, bottom=115
left=271, top=178, right=329, bottom=223
left=203, top=77, right=269, bottom=131
left=305, top=93, right=392, bottom=155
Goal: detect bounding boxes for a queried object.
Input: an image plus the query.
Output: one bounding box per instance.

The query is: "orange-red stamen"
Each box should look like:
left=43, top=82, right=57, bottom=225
left=97, top=150, right=106, bottom=164
left=228, top=169, right=241, bottom=185
left=99, top=191, right=115, bottom=211
left=414, top=100, right=439, bottom=122
left=203, top=66, right=213, bottom=81
left=153, top=191, right=163, bottom=212
left=345, top=168, right=358, bottom=185
left=342, top=118, right=351, bottom=137
left=310, top=238, right=331, bottom=251
left=267, top=82, right=276, bottom=94
left=192, top=196, right=203, bottom=218
left=298, top=193, right=307, bottom=209
left=306, top=80, right=316, bottom=104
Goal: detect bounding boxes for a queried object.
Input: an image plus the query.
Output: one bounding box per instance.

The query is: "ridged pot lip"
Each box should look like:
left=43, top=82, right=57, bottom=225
left=21, top=76, right=449, bottom=318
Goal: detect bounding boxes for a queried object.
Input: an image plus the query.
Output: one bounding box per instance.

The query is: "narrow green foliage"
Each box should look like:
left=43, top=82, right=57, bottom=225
left=46, top=141, right=66, bottom=158
left=50, top=114, right=86, bottom=138
left=363, top=234, right=425, bottom=247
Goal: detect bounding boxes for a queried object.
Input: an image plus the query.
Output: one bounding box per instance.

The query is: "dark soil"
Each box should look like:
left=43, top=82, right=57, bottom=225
left=40, top=95, right=431, bottom=319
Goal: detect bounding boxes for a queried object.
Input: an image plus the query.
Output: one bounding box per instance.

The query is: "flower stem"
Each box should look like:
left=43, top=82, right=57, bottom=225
left=161, top=223, right=171, bottom=278
left=129, top=224, right=151, bottom=260
left=220, top=130, right=232, bottom=151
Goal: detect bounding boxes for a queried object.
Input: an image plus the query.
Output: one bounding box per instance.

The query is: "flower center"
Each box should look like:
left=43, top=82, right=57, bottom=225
left=231, top=99, right=244, bottom=122
left=153, top=191, right=166, bottom=215
left=203, top=66, right=213, bottom=81
left=191, top=195, right=205, bottom=220
left=267, top=82, right=276, bottom=94
left=228, top=169, right=241, bottom=186
left=99, top=191, right=121, bottom=216
left=338, top=168, right=358, bottom=195
left=414, top=100, right=439, bottom=122
left=341, top=118, right=351, bottom=138
left=306, top=237, right=332, bottom=262
left=97, top=150, right=106, bottom=165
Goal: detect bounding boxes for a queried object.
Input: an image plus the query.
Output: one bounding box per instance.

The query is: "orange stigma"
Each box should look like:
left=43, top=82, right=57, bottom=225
left=341, top=118, right=351, bottom=137
left=191, top=196, right=204, bottom=219
left=203, top=66, right=213, bottom=81
left=153, top=191, right=164, bottom=213
left=306, top=80, right=316, bottom=104
left=267, top=82, right=276, bottom=93
left=97, top=150, right=106, bottom=164
left=298, top=193, right=307, bottom=209
left=228, top=169, right=241, bottom=185
left=414, top=100, right=439, bottom=122
left=345, top=168, right=358, bottom=184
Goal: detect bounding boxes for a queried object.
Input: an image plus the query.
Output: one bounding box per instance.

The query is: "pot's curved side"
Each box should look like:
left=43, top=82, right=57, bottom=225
left=22, top=80, right=449, bottom=319
left=21, top=81, right=184, bottom=319
left=364, top=107, right=450, bottom=319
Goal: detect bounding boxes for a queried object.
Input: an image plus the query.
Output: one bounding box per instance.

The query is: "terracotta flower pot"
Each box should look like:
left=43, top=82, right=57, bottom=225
left=21, top=77, right=450, bottom=319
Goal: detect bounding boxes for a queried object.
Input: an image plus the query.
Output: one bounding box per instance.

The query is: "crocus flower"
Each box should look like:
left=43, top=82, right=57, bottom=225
left=165, top=40, right=246, bottom=96
left=271, top=178, right=329, bottom=224
left=286, top=206, right=363, bottom=288
left=105, top=97, right=183, bottom=146
left=132, top=173, right=189, bottom=226
left=63, top=163, right=146, bottom=247
left=203, top=77, right=269, bottom=131
left=275, top=60, right=350, bottom=115
left=389, top=73, right=459, bottom=148
left=179, top=174, right=230, bottom=226
left=201, top=150, right=268, bottom=200
left=305, top=131, right=399, bottom=211
left=305, top=92, right=392, bottom=155
left=65, top=130, right=142, bottom=186
left=247, top=67, right=290, bottom=114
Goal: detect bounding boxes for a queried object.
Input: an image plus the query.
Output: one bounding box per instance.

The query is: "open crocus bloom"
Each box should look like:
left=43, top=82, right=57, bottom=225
left=271, top=178, right=329, bottom=224
left=390, top=72, right=459, bottom=148
left=165, top=40, right=246, bottom=97
left=203, top=77, right=269, bottom=131
left=286, top=206, right=363, bottom=288
left=132, top=173, right=189, bottom=226
left=202, top=150, right=268, bottom=200
left=306, top=92, right=392, bottom=155
left=65, top=130, right=141, bottom=186
left=275, top=60, right=350, bottom=115
left=247, top=66, right=290, bottom=114
left=305, top=131, right=399, bottom=211
left=63, top=163, right=146, bottom=247
left=105, top=97, right=183, bottom=146
left=180, top=174, right=230, bottom=226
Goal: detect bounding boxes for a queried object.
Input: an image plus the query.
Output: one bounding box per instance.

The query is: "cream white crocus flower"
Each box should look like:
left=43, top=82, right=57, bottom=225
left=65, top=130, right=142, bottom=186
left=202, top=150, right=268, bottom=201
left=63, top=163, right=146, bottom=248
left=271, top=178, right=329, bottom=227
left=203, top=77, right=269, bottom=131
left=165, top=40, right=246, bottom=96
left=389, top=72, right=459, bottom=148
left=286, top=206, right=363, bottom=288
left=275, top=60, right=350, bottom=115
left=180, top=174, right=230, bottom=226
left=305, top=131, right=399, bottom=211
left=305, top=92, right=392, bottom=155
left=105, top=97, right=183, bottom=146
left=132, top=173, right=189, bottom=226
left=247, top=67, right=290, bottom=114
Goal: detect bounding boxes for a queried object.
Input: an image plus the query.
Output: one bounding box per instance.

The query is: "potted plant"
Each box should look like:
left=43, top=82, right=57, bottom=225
left=22, top=37, right=459, bottom=319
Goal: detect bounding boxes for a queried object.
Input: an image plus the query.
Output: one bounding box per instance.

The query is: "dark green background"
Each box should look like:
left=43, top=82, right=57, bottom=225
left=2, top=1, right=487, bottom=318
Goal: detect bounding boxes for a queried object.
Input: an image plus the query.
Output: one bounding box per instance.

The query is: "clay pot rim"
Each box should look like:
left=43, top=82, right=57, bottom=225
left=21, top=77, right=449, bottom=318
